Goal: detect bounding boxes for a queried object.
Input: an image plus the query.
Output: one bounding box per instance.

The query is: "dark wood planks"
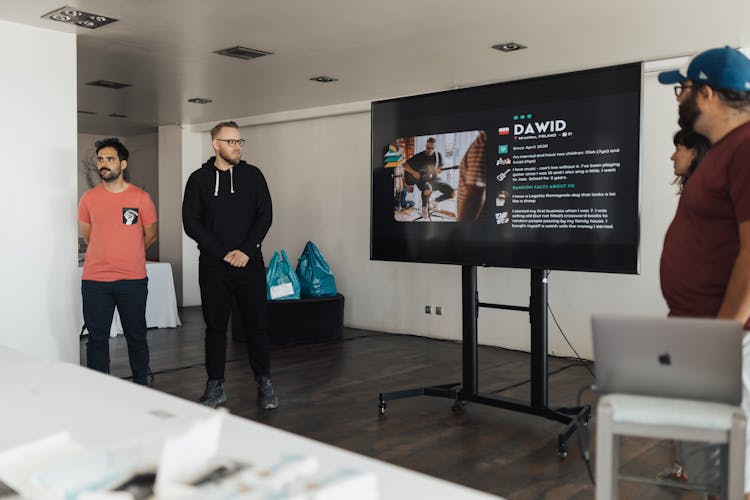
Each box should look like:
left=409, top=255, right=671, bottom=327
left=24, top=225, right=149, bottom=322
left=83, top=307, right=702, bottom=499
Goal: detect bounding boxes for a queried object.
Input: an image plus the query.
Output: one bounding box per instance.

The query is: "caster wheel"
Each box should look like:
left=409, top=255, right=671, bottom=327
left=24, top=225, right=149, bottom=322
left=451, top=401, right=465, bottom=413
left=584, top=414, right=592, bottom=427
left=558, top=450, right=568, bottom=459
left=378, top=401, right=386, bottom=415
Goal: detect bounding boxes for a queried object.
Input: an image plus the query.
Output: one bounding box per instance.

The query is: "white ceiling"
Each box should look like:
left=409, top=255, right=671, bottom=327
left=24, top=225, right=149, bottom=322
left=2, top=0, right=749, bottom=136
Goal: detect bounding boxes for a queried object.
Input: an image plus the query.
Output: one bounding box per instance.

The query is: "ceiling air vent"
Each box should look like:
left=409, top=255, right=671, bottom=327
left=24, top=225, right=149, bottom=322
left=108, top=113, right=128, bottom=118
left=77, top=110, right=96, bottom=115
left=214, top=46, right=273, bottom=60
left=86, top=80, right=132, bottom=90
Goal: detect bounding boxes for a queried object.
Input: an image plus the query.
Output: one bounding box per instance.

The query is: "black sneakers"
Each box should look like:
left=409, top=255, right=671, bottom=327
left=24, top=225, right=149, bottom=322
left=199, top=379, right=227, bottom=408
left=257, top=376, right=279, bottom=410
left=199, top=377, right=278, bottom=410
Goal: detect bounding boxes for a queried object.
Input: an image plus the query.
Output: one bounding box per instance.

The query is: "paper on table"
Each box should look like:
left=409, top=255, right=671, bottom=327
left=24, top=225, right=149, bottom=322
left=155, top=414, right=224, bottom=490
left=0, top=432, right=85, bottom=495
left=0, top=432, right=136, bottom=499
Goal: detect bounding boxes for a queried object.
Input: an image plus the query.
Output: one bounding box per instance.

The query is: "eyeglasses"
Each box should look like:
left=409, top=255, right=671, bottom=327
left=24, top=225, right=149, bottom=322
left=216, top=138, right=246, bottom=147
left=673, top=83, right=693, bottom=98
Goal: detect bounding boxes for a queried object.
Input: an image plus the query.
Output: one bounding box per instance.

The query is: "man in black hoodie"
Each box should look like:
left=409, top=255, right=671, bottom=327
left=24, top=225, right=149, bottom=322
left=182, top=121, right=278, bottom=410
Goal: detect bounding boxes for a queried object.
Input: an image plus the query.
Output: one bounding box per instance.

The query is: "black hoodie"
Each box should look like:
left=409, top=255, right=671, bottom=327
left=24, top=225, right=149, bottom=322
left=182, top=157, right=272, bottom=265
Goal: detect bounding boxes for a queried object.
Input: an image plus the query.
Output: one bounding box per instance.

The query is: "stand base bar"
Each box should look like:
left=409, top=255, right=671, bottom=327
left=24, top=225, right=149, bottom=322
left=379, top=384, right=591, bottom=456
left=378, top=382, right=461, bottom=403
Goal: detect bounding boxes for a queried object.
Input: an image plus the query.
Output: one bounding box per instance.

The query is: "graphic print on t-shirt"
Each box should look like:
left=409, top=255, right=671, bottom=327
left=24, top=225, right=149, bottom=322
left=122, top=207, right=139, bottom=225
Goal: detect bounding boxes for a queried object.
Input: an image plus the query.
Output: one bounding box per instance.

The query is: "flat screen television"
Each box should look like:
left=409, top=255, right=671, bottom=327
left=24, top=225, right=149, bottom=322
left=370, top=63, right=642, bottom=273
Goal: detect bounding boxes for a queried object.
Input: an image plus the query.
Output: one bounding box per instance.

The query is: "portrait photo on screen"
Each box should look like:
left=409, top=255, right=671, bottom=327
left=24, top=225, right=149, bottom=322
left=389, top=131, right=486, bottom=223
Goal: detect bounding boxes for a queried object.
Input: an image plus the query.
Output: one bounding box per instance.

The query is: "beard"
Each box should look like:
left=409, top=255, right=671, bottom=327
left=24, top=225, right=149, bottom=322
left=98, top=166, right=122, bottom=182
left=678, top=91, right=701, bottom=132
left=219, top=150, right=241, bottom=166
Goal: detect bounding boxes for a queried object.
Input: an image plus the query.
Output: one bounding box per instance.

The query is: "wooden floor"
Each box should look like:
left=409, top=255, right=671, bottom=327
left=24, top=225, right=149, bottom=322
left=84, top=307, right=703, bottom=500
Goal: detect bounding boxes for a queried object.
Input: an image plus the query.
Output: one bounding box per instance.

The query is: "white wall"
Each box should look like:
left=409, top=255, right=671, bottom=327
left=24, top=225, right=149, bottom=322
left=158, top=125, right=199, bottom=306
left=180, top=128, right=204, bottom=307
left=0, top=20, right=78, bottom=362
left=178, top=70, right=683, bottom=359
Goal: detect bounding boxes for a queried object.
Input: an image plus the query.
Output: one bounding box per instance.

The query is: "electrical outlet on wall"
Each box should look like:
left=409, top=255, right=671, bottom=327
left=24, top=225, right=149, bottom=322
left=425, top=305, right=431, bottom=314
left=435, top=306, right=442, bottom=315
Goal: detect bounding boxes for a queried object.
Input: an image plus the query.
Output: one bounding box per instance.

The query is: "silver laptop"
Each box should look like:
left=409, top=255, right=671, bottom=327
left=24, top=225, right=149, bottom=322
left=592, top=315, right=743, bottom=405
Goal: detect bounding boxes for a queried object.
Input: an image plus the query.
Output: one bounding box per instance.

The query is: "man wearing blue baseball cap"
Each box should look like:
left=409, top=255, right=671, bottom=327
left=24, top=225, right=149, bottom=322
left=659, top=46, right=750, bottom=498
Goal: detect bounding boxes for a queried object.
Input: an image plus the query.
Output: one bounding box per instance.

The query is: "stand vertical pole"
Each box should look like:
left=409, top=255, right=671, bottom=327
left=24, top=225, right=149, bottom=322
left=530, top=269, right=548, bottom=409
left=462, top=265, right=478, bottom=395
left=379, top=266, right=589, bottom=458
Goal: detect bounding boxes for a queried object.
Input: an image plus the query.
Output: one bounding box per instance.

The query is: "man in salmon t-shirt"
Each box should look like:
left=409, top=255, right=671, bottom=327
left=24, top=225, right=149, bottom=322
left=78, top=138, right=158, bottom=385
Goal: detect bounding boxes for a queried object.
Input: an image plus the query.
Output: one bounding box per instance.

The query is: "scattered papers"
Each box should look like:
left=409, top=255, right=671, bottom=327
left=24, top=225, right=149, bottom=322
left=0, top=417, right=378, bottom=499
left=155, top=414, right=223, bottom=490
left=0, top=432, right=140, bottom=500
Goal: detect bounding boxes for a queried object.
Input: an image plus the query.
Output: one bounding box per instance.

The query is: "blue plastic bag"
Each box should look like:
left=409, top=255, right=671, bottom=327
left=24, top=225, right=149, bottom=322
left=296, top=241, right=337, bottom=298
left=266, top=250, right=301, bottom=300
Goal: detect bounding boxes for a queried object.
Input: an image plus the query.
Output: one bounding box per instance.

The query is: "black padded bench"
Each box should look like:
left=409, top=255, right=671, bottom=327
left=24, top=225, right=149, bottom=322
left=232, top=293, right=345, bottom=345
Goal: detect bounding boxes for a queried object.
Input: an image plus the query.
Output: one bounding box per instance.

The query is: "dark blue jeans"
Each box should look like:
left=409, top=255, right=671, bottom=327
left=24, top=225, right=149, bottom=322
left=82, top=278, right=149, bottom=385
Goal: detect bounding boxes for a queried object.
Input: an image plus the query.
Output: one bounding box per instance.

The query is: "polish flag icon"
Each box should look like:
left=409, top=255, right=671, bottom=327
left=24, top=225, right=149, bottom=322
left=498, top=127, right=510, bottom=135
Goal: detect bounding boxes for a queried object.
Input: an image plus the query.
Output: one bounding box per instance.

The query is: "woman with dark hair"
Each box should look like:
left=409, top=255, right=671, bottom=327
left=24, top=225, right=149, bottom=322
left=670, top=129, right=710, bottom=193
left=658, top=128, right=713, bottom=489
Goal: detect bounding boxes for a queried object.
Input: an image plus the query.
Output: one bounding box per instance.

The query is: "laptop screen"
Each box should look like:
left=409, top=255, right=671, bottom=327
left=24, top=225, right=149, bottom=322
left=592, top=315, right=743, bottom=405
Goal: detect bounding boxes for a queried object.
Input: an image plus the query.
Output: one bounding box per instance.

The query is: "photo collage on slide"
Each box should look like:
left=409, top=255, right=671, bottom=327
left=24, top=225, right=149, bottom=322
left=387, top=131, right=485, bottom=223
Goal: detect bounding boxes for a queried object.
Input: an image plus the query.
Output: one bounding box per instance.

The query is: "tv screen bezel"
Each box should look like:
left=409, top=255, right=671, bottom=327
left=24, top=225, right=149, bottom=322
left=370, top=62, right=643, bottom=274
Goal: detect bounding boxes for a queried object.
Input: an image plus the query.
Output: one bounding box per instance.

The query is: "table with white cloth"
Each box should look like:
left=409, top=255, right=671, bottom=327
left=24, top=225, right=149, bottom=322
left=79, top=261, right=181, bottom=337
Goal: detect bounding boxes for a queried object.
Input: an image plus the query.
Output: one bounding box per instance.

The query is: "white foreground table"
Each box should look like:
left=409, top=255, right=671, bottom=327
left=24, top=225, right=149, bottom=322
left=78, top=261, right=181, bottom=336
left=0, top=346, right=502, bottom=499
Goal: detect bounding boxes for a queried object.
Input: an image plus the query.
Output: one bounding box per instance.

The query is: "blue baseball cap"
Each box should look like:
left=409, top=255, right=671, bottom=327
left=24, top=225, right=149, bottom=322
left=658, top=46, right=750, bottom=92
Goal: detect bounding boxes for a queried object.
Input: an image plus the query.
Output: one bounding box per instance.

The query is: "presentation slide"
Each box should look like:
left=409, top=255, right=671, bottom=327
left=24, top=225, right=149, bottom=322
left=371, top=63, right=642, bottom=273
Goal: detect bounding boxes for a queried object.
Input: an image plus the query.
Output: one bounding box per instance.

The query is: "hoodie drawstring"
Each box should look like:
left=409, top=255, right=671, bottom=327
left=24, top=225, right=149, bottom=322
left=213, top=166, right=235, bottom=196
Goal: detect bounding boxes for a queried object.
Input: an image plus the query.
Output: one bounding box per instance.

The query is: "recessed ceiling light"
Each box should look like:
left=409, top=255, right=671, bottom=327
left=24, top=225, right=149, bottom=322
left=187, top=98, right=213, bottom=104
left=41, top=6, right=117, bottom=29
left=86, top=80, right=132, bottom=90
left=492, top=42, right=527, bottom=53
left=77, top=110, right=96, bottom=115
left=309, top=76, right=338, bottom=83
left=108, top=113, right=128, bottom=118
left=214, top=46, right=273, bottom=60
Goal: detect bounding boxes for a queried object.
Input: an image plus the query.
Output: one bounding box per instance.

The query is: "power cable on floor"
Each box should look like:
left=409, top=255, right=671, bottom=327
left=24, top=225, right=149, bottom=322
left=545, top=271, right=595, bottom=379
left=487, top=362, right=592, bottom=395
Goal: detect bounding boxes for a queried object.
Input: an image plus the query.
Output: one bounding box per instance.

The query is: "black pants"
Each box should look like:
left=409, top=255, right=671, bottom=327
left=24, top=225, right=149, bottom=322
left=82, top=278, right=149, bottom=385
left=199, top=257, right=270, bottom=381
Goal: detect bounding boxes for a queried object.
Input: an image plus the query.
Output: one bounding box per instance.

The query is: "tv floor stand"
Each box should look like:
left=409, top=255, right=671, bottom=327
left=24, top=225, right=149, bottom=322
left=378, top=266, right=591, bottom=458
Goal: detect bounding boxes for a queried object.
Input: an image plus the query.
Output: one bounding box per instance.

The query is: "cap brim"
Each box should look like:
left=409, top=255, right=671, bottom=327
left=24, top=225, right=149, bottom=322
left=658, top=69, right=686, bottom=84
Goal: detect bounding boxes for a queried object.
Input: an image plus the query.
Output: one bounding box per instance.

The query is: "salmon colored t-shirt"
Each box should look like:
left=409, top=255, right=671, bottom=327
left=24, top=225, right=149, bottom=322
left=79, top=184, right=157, bottom=281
